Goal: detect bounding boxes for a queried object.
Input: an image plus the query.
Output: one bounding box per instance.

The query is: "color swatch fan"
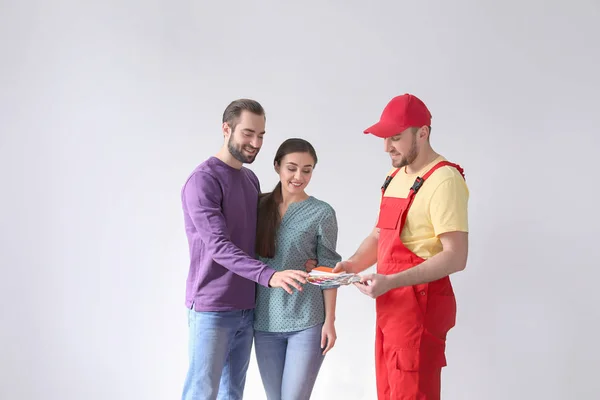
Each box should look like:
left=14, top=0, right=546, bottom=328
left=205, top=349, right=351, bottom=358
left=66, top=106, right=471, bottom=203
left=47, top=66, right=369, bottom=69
left=307, top=266, right=361, bottom=288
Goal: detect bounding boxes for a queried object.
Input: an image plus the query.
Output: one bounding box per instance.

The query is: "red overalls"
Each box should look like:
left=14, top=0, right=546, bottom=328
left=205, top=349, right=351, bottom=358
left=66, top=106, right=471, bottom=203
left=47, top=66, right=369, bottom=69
left=375, top=161, right=465, bottom=400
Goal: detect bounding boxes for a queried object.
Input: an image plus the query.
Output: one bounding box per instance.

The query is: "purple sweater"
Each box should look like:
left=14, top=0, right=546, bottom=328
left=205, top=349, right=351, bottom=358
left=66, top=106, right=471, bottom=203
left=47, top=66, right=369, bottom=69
left=181, top=157, right=276, bottom=311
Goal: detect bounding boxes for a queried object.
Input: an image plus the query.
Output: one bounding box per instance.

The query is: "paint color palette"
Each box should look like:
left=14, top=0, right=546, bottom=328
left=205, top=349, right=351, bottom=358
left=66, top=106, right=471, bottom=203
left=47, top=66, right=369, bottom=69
left=306, top=266, right=361, bottom=287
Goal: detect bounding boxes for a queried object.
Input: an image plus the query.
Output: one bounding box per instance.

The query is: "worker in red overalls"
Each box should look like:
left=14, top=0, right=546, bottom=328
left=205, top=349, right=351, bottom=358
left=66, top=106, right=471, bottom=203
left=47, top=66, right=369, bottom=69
left=333, top=94, right=469, bottom=399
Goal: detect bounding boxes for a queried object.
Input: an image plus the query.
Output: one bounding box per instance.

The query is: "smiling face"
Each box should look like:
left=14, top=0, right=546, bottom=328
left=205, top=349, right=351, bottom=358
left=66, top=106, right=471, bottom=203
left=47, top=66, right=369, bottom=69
left=224, top=110, right=265, bottom=164
left=384, top=127, right=420, bottom=168
left=276, top=151, right=316, bottom=196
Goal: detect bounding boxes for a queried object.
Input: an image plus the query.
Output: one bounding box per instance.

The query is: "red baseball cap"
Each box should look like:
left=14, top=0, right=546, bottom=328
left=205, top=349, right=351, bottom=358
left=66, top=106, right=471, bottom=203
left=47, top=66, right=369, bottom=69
left=363, top=93, right=432, bottom=138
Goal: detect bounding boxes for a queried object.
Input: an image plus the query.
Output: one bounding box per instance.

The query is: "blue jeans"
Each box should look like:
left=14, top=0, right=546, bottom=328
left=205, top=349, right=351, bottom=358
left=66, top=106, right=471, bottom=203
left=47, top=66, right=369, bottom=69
left=254, top=324, right=325, bottom=400
left=181, top=308, right=254, bottom=400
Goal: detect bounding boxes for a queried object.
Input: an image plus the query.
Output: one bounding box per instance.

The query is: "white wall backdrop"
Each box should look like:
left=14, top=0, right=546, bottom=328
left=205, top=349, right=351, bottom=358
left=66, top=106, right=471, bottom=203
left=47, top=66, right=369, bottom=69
left=1, top=0, right=599, bottom=399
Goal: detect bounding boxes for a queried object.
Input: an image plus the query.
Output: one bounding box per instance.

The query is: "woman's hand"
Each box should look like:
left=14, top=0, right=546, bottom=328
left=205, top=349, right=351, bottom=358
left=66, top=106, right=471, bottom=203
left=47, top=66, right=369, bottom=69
left=304, top=259, right=317, bottom=272
left=321, top=319, right=337, bottom=355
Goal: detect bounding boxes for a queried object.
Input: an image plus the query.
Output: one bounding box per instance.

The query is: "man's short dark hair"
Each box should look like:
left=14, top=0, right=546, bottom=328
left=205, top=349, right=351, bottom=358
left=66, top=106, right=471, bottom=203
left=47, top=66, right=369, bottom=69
left=222, top=99, right=265, bottom=132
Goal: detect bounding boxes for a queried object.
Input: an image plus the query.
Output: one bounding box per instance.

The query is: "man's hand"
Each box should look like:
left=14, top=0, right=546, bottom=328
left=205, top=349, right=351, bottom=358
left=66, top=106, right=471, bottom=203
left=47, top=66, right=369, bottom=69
left=304, top=259, right=317, bottom=272
left=353, top=273, right=394, bottom=298
left=332, top=260, right=359, bottom=274
left=269, top=270, right=309, bottom=294
left=332, top=227, right=379, bottom=274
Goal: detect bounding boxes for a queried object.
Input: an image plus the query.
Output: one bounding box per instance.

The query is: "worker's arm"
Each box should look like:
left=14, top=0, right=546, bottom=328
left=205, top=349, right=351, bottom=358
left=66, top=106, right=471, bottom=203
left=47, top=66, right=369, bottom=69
left=355, top=175, right=469, bottom=298
left=393, top=231, right=468, bottom=286
left=332, top=226, right=379, bottom=274
left=355, top=232, right=467, bottom=297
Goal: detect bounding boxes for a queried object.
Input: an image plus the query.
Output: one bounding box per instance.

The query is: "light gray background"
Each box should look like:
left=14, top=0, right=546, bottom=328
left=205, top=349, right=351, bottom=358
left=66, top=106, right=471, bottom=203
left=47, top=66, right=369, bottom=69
left=1, top=1, right=598, bottom=399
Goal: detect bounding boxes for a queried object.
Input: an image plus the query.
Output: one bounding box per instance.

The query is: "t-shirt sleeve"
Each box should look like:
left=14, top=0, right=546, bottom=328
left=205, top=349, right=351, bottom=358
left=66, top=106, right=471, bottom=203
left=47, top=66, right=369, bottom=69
left=182, top=171, right=275, bottom=287
left=316, top=206, right=343, bottom=268
left=429, top=176, right=469, bottom=236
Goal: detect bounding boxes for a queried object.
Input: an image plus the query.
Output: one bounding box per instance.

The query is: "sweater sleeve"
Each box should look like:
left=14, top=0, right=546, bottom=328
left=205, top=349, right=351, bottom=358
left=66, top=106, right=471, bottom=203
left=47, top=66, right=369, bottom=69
left=182, top=171, right=276, bottom=287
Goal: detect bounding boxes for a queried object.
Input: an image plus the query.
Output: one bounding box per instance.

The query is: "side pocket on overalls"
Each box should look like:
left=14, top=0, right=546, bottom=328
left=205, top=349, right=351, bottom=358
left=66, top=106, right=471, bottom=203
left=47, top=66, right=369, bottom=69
left=413, top=283, right=429, bottom=317
left=425, top=292, right=457, bottom=338
left=388, top=347, right=421, bottom=398
left=393, top=347, right=419, bottom=371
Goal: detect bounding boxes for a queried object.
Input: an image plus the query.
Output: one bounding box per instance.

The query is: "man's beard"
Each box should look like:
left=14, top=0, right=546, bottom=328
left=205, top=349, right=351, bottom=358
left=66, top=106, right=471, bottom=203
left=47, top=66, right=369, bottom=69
left=392, top=135, right=418, bottom=168
left=228, top=136, right=259, bottom=164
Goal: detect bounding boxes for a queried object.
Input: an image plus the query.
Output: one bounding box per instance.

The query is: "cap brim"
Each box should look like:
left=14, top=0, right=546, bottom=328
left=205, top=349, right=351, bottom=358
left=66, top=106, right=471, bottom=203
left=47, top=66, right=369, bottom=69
left=363, top=121, right=405, bottom=138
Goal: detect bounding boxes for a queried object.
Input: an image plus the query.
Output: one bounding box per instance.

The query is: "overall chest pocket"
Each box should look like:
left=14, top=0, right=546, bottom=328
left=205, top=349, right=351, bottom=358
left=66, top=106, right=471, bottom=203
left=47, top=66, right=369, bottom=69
left=376, top=200, right=405, bottom=231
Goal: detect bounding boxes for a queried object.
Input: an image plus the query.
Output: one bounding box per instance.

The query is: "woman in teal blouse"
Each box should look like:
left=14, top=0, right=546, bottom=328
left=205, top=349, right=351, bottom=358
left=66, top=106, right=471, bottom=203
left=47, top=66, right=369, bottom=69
left=254, top=138, right=342, bottom=400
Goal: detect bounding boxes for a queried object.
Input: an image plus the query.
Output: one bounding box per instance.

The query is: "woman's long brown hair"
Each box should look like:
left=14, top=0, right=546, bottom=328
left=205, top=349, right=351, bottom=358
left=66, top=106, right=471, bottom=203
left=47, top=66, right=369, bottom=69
left=255, top=138, right=318, bottom=258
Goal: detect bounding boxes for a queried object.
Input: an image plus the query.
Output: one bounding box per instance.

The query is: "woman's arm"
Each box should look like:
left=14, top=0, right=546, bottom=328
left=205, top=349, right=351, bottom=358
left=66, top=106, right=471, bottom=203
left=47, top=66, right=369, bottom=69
left=321, top=287, right=337, bottom=354
left=315, top=205, right=342, bottom=355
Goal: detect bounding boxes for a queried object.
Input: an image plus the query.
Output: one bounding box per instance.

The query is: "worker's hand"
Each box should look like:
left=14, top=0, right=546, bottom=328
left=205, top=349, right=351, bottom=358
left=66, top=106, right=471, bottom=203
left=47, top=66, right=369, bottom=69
left=332, top=260, right=359, bottom=274
left=269, top=270, right=308, bottom=294
left=304, top=259, right=317, bottom=272
left=353, top=273, right=393, bottom=298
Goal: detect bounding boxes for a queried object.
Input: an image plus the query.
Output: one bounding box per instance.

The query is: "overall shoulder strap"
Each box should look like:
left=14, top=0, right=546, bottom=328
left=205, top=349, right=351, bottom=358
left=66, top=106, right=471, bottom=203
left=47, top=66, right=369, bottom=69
left=409, top=161, right=465, bottom=195
left=399, top=161, right=466, bottom=230
left=380, top=168, right=401, bottom=197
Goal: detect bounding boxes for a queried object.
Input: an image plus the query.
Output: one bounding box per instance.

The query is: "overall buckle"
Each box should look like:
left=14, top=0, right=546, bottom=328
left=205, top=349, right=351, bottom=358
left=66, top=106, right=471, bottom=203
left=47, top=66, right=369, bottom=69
left=411, top=177, right=424, bottom=193
left=381, top=175, right=393, bottom=193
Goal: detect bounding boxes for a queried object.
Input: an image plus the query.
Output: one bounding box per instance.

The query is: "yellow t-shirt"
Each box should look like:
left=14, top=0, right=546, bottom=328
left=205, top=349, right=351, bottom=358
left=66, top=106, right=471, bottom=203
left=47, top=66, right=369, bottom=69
left=381, top=155, right=469, bottom=259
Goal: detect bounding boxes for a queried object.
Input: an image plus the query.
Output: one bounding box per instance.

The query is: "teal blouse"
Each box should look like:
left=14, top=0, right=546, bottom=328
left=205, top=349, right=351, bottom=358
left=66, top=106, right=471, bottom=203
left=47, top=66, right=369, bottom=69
left=254, top=196, right=342, bottom=332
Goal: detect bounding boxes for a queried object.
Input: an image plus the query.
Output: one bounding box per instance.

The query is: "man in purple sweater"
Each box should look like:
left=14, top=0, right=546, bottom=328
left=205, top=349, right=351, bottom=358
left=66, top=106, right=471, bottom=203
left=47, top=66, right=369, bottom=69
left=180, top=99, right=310, bottom=400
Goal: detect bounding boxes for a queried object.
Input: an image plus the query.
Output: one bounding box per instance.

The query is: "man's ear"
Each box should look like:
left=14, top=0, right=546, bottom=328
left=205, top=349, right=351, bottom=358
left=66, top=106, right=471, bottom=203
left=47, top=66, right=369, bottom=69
left=418, top=125, right=430, bottom=141
left=222, top=122, right=232, bottom=138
